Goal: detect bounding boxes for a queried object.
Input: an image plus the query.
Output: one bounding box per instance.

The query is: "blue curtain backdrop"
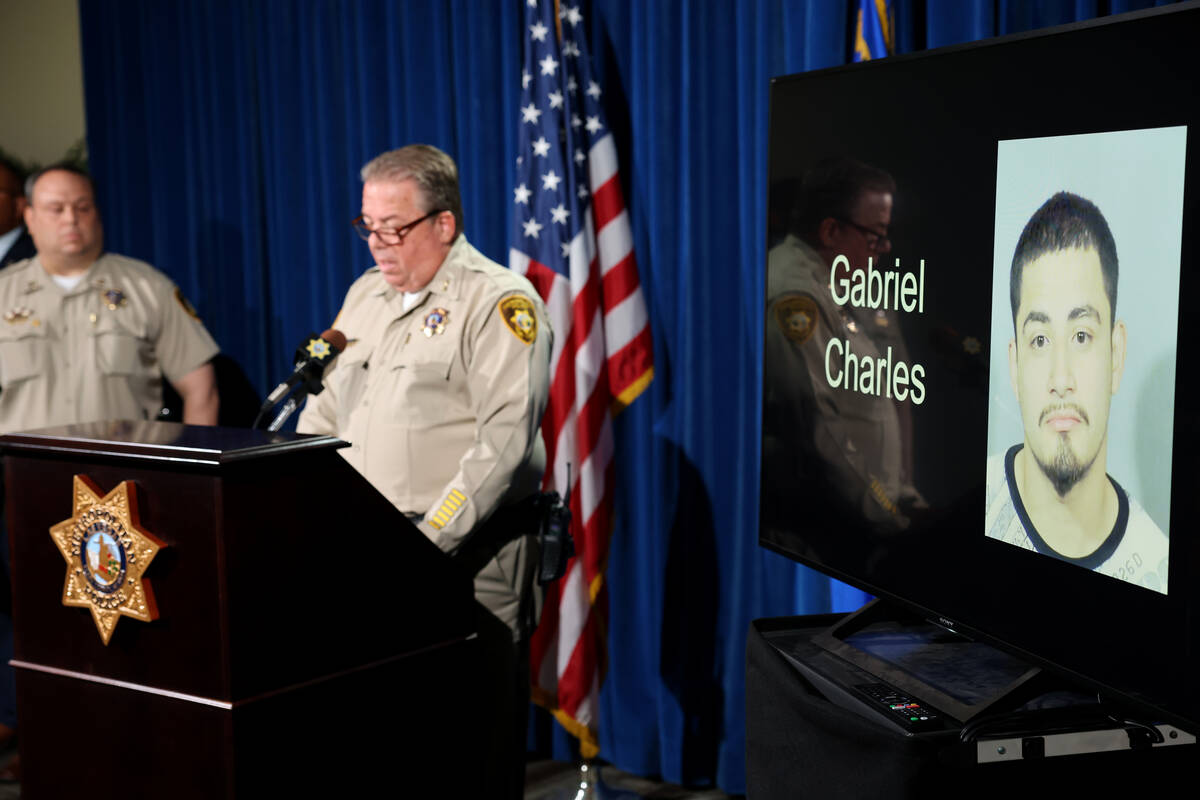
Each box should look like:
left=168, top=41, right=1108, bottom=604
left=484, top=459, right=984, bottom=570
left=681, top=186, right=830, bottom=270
left=75, top=0, right=1181, bottom=792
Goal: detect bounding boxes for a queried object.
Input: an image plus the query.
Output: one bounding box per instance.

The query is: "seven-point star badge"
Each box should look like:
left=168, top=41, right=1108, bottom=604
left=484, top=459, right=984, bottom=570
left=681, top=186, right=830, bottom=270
left=306, top=337, right=332, bottom=359
left=49, top=476, right=166, bottom=645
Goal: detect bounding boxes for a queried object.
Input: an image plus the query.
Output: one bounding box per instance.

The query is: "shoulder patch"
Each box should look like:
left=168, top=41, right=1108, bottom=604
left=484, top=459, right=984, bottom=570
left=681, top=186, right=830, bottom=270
left=498, top=294, right=537, bottom=345
left=774, top=293, right=819, bottom=344
left=175, top=287, right=202, bottom=321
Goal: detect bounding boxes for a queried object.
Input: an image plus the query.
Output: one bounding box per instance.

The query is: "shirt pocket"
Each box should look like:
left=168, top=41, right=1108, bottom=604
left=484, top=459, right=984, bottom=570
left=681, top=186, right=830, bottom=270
left=389, top=341, right=456, bottom=426
left=0, top=323, right=49, bottom=387
left=91, top=312, right=150, bottom=377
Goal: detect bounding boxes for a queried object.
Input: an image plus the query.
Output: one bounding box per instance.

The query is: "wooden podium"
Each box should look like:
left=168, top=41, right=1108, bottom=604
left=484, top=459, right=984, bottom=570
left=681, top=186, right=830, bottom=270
left=1, top=421, right=480, bottom=798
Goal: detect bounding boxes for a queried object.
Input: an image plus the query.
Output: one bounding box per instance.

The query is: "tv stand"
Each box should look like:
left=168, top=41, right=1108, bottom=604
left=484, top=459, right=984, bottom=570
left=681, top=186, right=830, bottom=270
left=747, top=612, right=1195, bottom=799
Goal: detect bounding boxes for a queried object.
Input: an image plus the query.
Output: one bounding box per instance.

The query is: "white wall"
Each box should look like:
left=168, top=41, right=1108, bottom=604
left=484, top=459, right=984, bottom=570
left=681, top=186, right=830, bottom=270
left=0, top=0, right=87, bottom=165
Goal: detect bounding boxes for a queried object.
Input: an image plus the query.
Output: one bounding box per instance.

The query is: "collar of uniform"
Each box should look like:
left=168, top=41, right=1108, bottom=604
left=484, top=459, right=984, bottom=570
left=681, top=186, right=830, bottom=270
left=33, top=252, right=105, bottom=296
left=370, top=235, right=471, bottom=305
left=4, top=256, right=42, bottom=295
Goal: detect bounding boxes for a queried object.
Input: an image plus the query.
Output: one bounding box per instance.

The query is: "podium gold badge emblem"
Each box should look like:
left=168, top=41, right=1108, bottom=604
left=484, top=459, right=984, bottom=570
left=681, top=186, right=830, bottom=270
left=49, top=476, right=166, bottom=645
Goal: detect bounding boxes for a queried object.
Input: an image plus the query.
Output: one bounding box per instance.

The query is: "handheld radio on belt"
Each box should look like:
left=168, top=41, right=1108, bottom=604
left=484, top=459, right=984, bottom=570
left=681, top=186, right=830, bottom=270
left=536, top=467, right=574, bottom=585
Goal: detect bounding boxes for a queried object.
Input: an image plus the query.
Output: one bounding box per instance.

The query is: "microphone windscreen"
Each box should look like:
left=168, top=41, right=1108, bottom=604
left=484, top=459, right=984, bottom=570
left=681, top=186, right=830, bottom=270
left=320, top=329, right=348, bottom=353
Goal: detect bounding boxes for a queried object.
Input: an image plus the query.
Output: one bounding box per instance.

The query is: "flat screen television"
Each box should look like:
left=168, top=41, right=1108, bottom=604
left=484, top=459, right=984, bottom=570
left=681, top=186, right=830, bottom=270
left=760, top=3, right=1200, bottom=732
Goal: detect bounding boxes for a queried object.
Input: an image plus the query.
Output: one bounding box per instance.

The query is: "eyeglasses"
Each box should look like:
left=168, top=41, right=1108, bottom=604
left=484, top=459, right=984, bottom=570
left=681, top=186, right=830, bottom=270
left=351, top=209, right=445, bottom=246
left=837, top=218, right=891, bottom=253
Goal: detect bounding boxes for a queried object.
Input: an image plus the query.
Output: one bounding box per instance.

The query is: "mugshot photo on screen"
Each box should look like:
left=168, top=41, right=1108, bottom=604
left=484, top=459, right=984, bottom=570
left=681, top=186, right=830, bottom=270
left=983, top=126, right=1186, bottom=595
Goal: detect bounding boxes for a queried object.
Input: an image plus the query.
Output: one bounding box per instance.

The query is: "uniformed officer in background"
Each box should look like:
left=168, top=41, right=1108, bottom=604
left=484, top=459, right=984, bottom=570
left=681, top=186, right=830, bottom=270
left=0, top=166, right=219, bottom=432
left=763, top=156, right=921, bottom=533
left=297, top=144, right=551, bottom=799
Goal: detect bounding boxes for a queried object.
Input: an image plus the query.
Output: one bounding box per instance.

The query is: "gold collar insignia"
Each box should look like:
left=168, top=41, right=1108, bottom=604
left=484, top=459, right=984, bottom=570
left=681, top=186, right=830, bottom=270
left=3, top=306, right=34, bottom=324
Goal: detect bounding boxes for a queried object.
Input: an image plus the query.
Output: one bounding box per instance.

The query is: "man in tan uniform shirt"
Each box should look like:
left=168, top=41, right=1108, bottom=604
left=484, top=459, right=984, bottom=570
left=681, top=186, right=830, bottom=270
left=0, top=167, right=219, bottom=433
left=296, top=145, right=551, bottom=798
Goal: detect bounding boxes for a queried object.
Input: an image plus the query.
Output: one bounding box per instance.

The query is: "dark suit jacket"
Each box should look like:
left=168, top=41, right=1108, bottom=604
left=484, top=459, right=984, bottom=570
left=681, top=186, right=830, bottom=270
left=0, top=227, right=35, bottom=272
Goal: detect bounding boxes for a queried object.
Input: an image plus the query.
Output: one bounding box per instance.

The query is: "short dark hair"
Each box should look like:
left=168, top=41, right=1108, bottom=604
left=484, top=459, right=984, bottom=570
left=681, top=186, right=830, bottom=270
left=1009, top=191, right=1118, bottom=330
left=793, top=156, right=896, bottom=244
left=25, top=164, right=98, bottom=206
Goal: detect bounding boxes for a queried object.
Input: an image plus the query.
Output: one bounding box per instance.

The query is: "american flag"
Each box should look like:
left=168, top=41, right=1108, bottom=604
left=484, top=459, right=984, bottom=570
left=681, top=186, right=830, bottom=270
left=509, top=0, right=654, bottom=756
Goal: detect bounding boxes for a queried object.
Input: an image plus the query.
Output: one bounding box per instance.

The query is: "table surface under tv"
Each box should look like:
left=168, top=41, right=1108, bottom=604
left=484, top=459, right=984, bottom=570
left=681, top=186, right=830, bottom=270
left=0, top=421, right=481, bottom=799
left=746, top=613, right=1196, bottom=800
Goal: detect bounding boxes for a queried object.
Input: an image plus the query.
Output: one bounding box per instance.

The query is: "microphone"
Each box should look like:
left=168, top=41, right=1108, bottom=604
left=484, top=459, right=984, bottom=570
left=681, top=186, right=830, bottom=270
left=265, top=329, right=347, bottom=405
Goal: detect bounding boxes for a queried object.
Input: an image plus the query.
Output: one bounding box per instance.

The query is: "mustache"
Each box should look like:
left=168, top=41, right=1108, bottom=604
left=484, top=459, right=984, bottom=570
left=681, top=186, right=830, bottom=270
left=1038, top=403, right=1090, bottom=427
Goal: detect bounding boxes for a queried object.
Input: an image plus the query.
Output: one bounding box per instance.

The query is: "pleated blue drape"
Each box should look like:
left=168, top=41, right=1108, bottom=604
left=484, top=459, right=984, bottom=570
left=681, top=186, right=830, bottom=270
left=75, top=0, right=1181, bottom=792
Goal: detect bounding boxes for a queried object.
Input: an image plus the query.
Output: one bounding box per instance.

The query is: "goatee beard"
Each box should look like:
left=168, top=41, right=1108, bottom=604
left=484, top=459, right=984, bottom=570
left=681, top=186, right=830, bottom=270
left=1034, top=436, right=1098, bottom=497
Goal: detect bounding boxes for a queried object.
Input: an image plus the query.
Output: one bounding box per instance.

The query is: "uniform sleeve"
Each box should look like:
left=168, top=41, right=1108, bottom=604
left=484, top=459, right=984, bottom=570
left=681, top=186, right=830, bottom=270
left=417, top=291, right=552, bottom=553
left=154, top=280, right=220, bottom=383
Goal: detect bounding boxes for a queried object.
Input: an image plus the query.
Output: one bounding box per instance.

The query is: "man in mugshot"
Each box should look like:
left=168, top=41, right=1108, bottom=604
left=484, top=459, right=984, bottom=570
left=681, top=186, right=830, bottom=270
left=985, top=191, right=1168, bottom=593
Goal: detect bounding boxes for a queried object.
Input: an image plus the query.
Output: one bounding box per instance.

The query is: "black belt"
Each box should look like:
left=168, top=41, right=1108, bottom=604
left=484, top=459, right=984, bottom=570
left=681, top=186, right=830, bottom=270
left=452, top=494, right=542, bottom=578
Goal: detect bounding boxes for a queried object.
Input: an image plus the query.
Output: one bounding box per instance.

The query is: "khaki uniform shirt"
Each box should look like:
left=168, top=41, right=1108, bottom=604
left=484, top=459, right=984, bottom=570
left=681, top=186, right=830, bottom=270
left=297, top=236, right=552, bottom=637
left=764, top=234, right=910, bottom=528
left=0, top=253, right=219, bottom=434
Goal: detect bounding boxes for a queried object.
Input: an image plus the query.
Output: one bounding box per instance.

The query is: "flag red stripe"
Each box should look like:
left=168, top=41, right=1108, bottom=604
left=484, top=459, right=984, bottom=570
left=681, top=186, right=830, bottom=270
left=574, top=256, right=604, bottom=346
left=541, top=258, right=606, bottom=475
left=591, top=173, right=624, bottom=232
left=600, top=251, right=640, bottom=311
left=556, top=611, right=600, bottom=714
left=576, top=459, right=615, bottom=582
left=542, top=352, right=575, bottom=478
left=555, top=460, right=614, bottom=714
left=574, top=391, right=614, bottom=535
left=523, top=258, right=559, bottom=300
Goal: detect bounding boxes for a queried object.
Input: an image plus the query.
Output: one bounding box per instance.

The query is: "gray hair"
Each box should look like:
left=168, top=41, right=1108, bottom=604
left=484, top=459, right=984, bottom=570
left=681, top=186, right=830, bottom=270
left=361, top=145, right=463, bottom=239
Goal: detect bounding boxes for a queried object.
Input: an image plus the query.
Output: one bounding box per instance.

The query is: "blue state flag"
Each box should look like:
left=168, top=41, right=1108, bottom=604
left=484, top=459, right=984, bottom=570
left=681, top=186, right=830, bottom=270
left=853, top=0, right=894, bottom=61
